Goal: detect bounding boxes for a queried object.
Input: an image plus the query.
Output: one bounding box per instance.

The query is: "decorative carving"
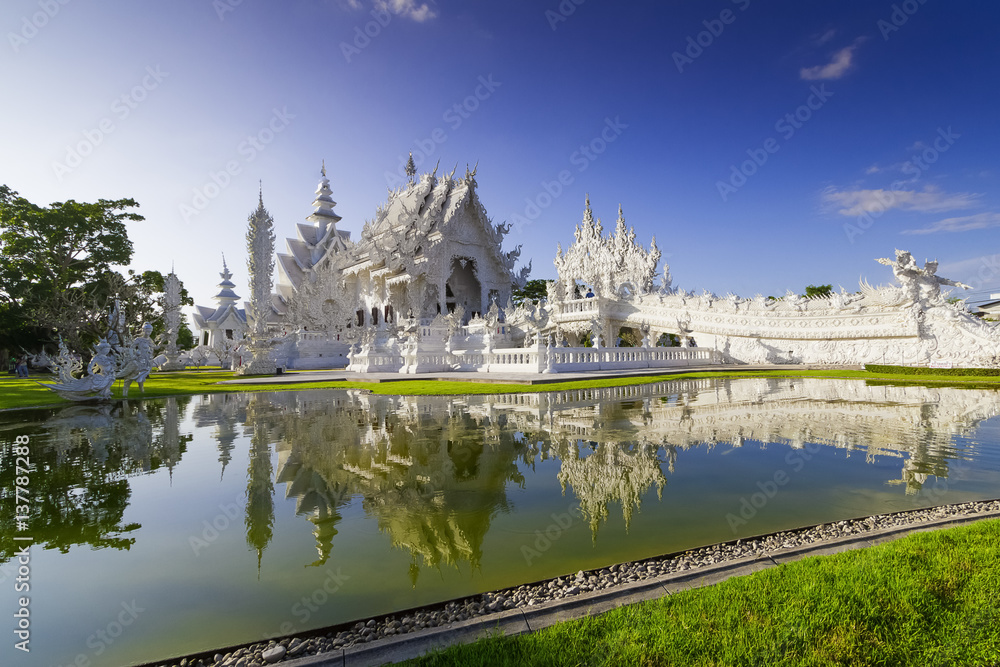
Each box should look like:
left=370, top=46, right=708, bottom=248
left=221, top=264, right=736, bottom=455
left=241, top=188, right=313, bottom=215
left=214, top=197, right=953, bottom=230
left=160, top=272, right=186, bottom=370
left=554, top=198, right=660, bottom=299
left=239, top=191, right=278, bottom=375
left=38, top=338, right=117, bottom=401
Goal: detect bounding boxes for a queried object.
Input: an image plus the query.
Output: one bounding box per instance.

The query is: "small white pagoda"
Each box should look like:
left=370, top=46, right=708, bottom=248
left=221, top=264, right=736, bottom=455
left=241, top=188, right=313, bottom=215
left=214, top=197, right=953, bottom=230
left=192, top=258, right=247, bottom=349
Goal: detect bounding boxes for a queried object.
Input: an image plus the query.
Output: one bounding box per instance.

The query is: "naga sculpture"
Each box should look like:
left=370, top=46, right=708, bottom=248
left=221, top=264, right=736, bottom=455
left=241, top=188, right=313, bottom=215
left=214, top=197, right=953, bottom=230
left=38, top=339, right=117, bottom=401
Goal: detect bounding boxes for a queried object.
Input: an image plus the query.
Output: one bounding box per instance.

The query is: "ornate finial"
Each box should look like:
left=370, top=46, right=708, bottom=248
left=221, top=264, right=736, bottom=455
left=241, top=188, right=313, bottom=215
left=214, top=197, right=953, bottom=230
left=321, top=160, right=326, bottom=178
left=222, top=252, right=227, bottom=271
left=258, top=180, right=263, bottom=207
left=405, top=152, right=416, bottom=183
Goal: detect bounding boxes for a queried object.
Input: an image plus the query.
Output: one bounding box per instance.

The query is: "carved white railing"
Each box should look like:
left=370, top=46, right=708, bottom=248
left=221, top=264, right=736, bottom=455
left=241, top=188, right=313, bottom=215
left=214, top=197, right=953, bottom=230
left=543, top=346, right=719, bottom=372
left=392, top=345, right=719, bottom=374
left=555, top=298, right=601, bottom=316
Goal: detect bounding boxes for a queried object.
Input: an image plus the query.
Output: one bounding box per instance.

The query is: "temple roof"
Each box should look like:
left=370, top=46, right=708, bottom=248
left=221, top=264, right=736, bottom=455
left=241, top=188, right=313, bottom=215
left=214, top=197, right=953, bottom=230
left=276, top=164, right=353, bottom=291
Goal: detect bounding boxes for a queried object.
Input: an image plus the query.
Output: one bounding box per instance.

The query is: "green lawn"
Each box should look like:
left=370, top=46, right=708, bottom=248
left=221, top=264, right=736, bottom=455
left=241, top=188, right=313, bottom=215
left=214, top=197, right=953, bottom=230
left=3, top=367, right=1000, bottom=411
left=408, top=519, right=1000, bottom=667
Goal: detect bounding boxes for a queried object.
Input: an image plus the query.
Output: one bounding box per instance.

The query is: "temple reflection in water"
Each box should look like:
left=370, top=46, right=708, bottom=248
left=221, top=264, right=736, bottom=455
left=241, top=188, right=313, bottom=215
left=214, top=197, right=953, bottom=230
left=4, top=378, right=998, bottom=579
left=242, top=378, right=999, bottom=575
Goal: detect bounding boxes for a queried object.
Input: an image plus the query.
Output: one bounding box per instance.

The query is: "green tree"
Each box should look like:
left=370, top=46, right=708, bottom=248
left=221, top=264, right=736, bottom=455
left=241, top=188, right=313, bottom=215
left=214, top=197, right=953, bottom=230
left=656, top=333, right=681, bottom=347
left=0, top=187, right=195, bottom=354
left=803, top=284, right=833, bottom=299
left=617, top=327, right=642, bottom=347
left=0, top=185, right=143, bottom=352
left=511, top=279, right=550, bottom=306
left=126, top=269, right=194, bottom=349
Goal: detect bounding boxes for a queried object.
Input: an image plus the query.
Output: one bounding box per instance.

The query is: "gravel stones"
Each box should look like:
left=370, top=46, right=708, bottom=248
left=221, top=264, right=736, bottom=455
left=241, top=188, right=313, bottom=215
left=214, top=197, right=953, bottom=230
left=156, top=499, right=1000, bottom=667
left=261, top=646, right=285, bottom=664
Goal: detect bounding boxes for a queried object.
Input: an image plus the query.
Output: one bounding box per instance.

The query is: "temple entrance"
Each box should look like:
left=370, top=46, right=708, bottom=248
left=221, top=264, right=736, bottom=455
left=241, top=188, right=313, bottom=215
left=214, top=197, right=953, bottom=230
left=445, top=257, right=481, bottom=320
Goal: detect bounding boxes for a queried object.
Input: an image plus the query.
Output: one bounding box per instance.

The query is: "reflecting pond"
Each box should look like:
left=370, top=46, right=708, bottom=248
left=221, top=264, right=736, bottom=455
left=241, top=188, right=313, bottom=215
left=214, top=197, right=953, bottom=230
left=3, top=377, right=1000, bottom=666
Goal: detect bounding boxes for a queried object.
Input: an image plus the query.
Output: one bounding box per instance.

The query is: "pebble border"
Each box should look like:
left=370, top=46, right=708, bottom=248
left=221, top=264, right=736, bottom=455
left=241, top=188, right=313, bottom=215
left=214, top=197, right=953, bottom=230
left=150, top=499, right=1000, bottom=667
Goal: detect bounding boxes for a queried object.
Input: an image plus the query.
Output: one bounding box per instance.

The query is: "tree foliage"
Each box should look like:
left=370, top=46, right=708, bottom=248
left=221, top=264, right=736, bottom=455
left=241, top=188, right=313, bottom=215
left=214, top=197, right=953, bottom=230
left=0, top=185, right=193, bottom=355
left=511, top=279, right=550, bottom=306
left=803, top=284, right=833, bottom=299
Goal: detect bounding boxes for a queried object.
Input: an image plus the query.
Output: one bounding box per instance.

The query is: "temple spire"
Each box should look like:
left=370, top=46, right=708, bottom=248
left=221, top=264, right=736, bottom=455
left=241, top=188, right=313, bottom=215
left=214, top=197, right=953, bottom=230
left=405, top=152, right=416, bottom=184
left=306, top=162, right=343, bottom=234
left=215, top=255, right=239, bottom=307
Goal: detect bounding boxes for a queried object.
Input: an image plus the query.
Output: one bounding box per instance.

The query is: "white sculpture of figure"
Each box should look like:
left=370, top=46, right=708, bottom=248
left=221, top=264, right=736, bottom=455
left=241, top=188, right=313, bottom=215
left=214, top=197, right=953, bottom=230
left=39, top=339, right=117, bottom=401
left=660, top=264, right=673, bottom=294
left=877, top=250, right=972, bottom=305
left=590, top=317, right=604, bottom=348
left=117, top=323, right=154, bottom=397
left=106, top=298, right=124, bottom=348
left=917, top=257, right=970, bottom=302
left=543, top=334, right=554, bottom=373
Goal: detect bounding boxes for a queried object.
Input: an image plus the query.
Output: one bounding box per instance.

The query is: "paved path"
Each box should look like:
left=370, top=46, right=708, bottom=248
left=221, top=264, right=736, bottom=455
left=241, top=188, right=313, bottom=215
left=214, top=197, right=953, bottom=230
left=218, top=364, right=862, bottom=387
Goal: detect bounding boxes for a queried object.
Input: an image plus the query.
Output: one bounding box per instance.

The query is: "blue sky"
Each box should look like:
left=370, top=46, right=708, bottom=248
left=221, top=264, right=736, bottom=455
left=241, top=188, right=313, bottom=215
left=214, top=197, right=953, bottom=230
left=3, top=0, right=1000, bottom=313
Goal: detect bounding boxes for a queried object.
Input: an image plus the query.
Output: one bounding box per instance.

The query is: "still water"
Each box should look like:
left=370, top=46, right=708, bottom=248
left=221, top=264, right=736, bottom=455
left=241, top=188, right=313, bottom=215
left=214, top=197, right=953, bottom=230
left=3, top=377, right=1000, bottom=666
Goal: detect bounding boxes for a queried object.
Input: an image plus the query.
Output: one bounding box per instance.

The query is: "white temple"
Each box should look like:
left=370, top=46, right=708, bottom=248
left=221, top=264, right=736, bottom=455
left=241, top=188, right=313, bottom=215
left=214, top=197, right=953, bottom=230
left=192, top=258, right=247, bottom=349
left=261, top=163, right=531, bottom=371
left=192, top=162, right=1000, bottom=373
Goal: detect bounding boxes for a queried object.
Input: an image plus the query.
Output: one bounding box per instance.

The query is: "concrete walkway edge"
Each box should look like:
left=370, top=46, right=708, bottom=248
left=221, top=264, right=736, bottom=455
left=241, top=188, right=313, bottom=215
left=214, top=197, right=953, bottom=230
left=277, top=510, right=1000, bottom=667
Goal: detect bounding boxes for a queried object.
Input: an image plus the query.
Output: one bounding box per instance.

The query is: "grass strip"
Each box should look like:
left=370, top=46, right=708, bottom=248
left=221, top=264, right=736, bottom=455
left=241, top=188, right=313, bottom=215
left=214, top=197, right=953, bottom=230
left=865, top=363, right=1000, bottom=377
left=407, top=519, right=1000, bottom=667
left=2, top=367, right=1000, bottom=411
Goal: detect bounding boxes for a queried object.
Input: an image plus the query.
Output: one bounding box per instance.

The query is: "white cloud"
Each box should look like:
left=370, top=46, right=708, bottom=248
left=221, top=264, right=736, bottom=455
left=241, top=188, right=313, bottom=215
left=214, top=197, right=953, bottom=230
left=816, top=28, right=837, bottom=45
left=375, top=0, right=437, bottom=22
left=864, top=164, right=881, bottom=175
left=902, top=212, right=1000, bottom=235
left=800, top=41, right=861, bottom=80
left=821, top=185, right=980, bottom=217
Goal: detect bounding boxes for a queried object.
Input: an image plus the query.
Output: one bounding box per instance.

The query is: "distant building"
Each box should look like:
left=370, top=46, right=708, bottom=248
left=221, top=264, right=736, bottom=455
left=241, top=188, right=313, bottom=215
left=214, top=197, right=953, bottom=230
left=976, top=293, right=1000, bottom=318
left=192, top=259, right=247, bottom=348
